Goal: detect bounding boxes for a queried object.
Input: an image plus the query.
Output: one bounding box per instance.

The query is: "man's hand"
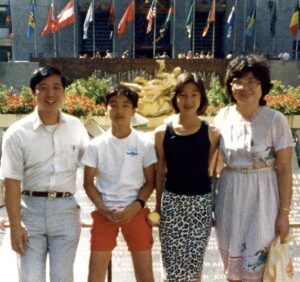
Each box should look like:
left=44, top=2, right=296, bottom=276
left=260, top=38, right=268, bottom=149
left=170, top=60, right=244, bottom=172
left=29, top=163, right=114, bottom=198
left=10, top=225, right=29, bottom=256
left=0, top=217, right=7, bottom=231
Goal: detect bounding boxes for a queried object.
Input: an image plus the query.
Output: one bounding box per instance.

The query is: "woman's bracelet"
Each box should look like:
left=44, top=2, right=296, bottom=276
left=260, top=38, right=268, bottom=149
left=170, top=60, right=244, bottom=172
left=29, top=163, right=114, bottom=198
left=280, top=207, right=291, bottom=214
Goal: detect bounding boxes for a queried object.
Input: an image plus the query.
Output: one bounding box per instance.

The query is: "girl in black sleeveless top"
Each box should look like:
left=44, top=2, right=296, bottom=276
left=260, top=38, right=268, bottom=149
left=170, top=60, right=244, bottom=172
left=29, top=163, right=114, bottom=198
left=154, top=72, right=219, bottom=282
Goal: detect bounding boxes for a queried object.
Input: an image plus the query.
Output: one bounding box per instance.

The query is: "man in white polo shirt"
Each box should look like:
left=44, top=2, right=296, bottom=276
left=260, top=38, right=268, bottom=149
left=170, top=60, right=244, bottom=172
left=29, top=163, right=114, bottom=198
left=1, top=66, right=89, bottom=282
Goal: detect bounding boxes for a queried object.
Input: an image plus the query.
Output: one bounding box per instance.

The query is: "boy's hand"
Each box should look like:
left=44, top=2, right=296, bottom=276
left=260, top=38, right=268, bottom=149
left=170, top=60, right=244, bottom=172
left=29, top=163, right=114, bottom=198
left=113, top=202, right=141, bottom=224
left=98, top=208, right=117, bottom=222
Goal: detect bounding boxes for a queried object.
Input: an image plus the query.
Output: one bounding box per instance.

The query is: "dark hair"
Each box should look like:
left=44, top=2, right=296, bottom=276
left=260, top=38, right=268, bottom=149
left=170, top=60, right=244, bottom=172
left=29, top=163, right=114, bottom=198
left=105, top=86, right=139, bottom=108
left=225, top=54, right=271, bottom=106
left=30, top=66, right=66, bottom=92
left=171, top=72, right=208, bottom=115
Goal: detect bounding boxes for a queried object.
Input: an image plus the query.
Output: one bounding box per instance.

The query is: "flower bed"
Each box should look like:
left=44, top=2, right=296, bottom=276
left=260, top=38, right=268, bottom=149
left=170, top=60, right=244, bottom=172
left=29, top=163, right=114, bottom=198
left=0, top=77, right=299, bottom=119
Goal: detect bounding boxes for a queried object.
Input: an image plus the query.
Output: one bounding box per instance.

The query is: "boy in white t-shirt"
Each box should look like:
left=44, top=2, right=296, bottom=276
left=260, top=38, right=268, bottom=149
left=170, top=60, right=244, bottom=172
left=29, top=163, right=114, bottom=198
left=81, top=86, right=157, bottom=282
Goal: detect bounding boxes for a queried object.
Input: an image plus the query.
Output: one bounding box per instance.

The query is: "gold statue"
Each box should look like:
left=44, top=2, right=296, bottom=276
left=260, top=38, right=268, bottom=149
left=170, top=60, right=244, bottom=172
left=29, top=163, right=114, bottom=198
left=121, top=60, right=182, bottom=117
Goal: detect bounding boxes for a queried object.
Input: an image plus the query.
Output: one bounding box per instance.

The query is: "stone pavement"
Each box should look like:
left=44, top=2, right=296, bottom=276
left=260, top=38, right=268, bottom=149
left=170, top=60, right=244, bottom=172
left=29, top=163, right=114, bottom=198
left=0, top=168, right=300, bottom=282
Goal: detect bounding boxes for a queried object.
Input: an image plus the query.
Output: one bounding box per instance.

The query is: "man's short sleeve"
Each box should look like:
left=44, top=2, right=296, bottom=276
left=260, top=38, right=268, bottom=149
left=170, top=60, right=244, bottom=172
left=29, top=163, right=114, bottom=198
left=1, top=130, right=24, bottom=181
left=80, top=141, right=98, bottom=168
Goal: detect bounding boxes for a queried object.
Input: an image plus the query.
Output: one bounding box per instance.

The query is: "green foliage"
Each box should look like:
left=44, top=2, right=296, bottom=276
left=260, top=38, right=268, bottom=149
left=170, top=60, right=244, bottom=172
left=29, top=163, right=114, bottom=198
left=206, top=76, right=229, bottom=107
left=65, top=75, right=112, bottom=104
left=19, top=86, right=34, bottom=103
left=0, top=84, right=11, bottom=104
left=269, top=80, right=293, bottom=96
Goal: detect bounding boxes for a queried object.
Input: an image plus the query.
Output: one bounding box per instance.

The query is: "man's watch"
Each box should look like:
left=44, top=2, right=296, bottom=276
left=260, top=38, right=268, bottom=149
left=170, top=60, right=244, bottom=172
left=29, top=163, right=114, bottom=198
left=135, top=199, right=145, bottom=209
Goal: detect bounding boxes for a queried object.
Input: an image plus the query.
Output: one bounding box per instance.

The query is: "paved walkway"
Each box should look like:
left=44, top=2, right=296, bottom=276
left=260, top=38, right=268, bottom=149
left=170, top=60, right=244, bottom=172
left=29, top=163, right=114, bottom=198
left=0, top=169, right=300, bottom=281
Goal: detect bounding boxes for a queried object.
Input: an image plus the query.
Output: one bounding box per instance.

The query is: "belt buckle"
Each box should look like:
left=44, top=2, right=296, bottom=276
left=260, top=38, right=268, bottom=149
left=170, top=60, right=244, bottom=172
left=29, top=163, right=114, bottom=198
left=48, top=191, right=57, bottom=199
left=239, top=167, right=249, bottom=174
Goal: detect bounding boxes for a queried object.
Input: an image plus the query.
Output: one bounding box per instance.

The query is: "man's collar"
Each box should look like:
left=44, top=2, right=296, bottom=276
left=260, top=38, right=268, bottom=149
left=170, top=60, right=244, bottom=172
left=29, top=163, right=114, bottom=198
left=32, top=109, right=66, bottom=130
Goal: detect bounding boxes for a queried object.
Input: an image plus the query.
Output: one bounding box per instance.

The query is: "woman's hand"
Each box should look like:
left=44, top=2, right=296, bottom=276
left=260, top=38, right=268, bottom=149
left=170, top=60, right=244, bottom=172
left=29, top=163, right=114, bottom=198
left=275, top=212, right=290, bottom=243
left=147, top=211, right=160, bottom=227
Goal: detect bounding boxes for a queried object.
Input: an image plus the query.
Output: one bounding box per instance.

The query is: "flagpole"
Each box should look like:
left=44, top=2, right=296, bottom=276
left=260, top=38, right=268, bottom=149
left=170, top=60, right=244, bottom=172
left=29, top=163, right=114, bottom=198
left=272, top=0, right=278, bottom=57
left=153, top=0, right=157, bottom=58
left=34, top=25, right=37, bottom=57
left=172, top=0, right=176, bottom=58
left=212, top=0, right=215, bottom=58
left=253, top=0, right=258, bottom=52
left=53, top=0, right=57, bottom=57
left=296, top=0, right=300, bottom=60
left=92, top=0, right=95, bottom=57
left=233, top=0, right=237, bottom=53
left=73, top=0, right=76, bottom=58
left=242, top=0, right=246, bottom=53
left=133, top=0, right=135, bottom=59
left=112, top=0, right=115, bottom=57
left=192, top=0, right=195, bottom=55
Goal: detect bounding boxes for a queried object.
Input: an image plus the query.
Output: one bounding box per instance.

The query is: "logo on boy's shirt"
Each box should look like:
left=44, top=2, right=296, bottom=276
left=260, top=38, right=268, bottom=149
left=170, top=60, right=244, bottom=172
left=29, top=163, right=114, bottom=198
left=126, top=146, right=138, bottom=156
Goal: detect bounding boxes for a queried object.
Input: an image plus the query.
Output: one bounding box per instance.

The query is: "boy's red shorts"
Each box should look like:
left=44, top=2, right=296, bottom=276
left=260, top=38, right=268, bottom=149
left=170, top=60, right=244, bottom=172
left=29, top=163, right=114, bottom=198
left=90, top=208, right=153, bottom=252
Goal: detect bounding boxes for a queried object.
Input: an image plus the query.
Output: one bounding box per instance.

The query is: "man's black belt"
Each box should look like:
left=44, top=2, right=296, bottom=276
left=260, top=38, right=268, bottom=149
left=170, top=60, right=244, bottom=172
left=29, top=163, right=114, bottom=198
left=21, top=190, right=74, bottom=199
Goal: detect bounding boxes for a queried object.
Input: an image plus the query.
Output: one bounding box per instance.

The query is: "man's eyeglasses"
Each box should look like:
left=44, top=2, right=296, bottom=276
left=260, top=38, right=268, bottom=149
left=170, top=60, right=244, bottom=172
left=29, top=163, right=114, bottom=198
left=230, top=79, right=261, bottom=89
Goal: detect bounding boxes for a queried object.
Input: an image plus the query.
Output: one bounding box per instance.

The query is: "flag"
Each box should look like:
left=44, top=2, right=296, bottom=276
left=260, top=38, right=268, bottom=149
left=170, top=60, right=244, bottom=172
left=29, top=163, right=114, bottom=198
left=55, top=0, right=75, bottom=31
left=159, top=0, right=174, bottom=38
left=245, top=7, right=256, bottom=37
left=42, top=3, right=56, bottom=35
left=186, top=1, right=195, bottom=38
left=202, top=0, right=215, bottom=37
left=289, top=2, right=300, bottom=37
left=146, top=0, right=156, bottom=34
left=226, top=0, right=236, bottom=39
left=27, top=0, right=36, bottom=37
left=117, top=0, right=134, bottom=38
left=5, top=4, right=13, bottom=39
left=83, top=1, right=93, bottom=40
left=270, top=1, right=277, bottom=37
left=108, top=1, right=115, bottom=39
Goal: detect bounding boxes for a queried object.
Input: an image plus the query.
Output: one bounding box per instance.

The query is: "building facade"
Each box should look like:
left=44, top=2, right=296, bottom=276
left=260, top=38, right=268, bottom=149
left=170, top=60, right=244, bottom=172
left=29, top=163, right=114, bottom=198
left=0, top=0, right=298, bottom=61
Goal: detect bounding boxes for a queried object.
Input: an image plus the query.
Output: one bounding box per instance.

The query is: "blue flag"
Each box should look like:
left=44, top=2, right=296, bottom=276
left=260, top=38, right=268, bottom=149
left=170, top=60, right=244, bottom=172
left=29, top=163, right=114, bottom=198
left=83, top=1, right=93, bottom=39
left=227, top=0, right=237, bottom=38
left=245, top=7, right=256, bottom=37
left=27, top=0, right=36, bottom=37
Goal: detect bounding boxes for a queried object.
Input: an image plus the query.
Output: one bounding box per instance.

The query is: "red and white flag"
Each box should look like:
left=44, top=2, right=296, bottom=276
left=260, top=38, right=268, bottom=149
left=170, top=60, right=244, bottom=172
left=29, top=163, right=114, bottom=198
left=41, top=3, right=57, bottom=35
left=146, top=0, right=156, bottom=34
left=117, top=0, right=134, bottom=38
left=56, top=0, right=75, bottom=31
left=202, top=0, right=215, bottom=37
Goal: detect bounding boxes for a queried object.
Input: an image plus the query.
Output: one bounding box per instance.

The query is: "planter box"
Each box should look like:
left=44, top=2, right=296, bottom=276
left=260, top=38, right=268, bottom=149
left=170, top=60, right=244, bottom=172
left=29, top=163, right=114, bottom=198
left=0, top=114, right=299, bottom=130
left=287, top=115, right=300, bottom=129
left=0, top=114, right=27, bottom=128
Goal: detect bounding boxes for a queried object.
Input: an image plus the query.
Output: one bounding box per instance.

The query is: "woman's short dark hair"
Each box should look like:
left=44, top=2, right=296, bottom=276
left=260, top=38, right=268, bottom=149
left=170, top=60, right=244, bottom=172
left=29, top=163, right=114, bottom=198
left=105, top=86, right=139, bottom=108
left=171, top=72, right=208, bottom=115
left=225, top=54, right=271, bottom=106
left=30, top=66, right=66, bottom=92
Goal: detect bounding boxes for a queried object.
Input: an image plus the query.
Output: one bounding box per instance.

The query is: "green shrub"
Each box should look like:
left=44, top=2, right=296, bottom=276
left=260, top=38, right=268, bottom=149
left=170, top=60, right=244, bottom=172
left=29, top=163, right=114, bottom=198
left=269, top=80, right=293, bottom=96
left=65, top=75, right=112, bottom=104
left=206, top=76, right=229, bottom=107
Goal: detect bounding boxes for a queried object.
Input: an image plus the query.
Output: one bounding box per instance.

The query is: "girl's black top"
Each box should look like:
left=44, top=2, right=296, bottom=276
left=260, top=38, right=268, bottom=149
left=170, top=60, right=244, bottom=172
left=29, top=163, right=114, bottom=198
left=163, top=121, right=211, bottom=195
